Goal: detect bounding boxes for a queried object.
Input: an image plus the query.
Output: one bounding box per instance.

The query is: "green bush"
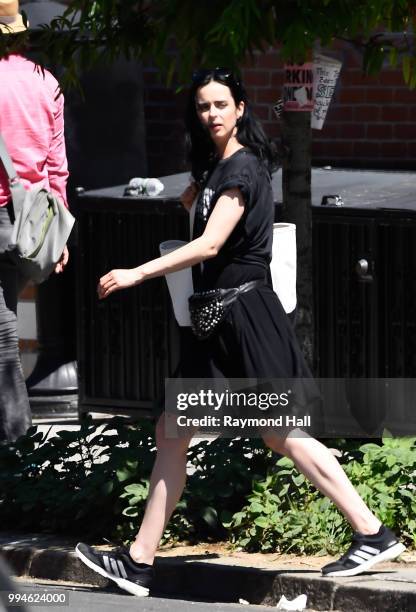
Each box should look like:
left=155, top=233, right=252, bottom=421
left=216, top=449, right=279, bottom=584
left=0, top=418, right=271, bottom=543
left=225, top=435, right=416, bottom=554
left=0, top=420, right=414, bottom=554
left=0, top=417, right=156, bottom=540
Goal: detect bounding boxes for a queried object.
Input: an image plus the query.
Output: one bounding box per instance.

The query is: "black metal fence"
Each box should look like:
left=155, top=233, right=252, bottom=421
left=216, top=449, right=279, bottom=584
left=313, top=207, right=416, bottom=378
left=77, top=190, right=188, bottom=416
left=77, top=170, right=416, bottom=429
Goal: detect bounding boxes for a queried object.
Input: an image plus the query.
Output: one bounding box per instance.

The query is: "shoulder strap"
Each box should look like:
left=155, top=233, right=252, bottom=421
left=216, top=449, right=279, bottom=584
left=0, top=132, right=18, bottom=181
left=0, top=132, right=26, bottom=217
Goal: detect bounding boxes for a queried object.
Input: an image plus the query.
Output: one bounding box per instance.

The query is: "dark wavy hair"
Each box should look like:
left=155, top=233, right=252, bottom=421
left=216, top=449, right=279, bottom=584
left=185, top=68, right=278, bottom=185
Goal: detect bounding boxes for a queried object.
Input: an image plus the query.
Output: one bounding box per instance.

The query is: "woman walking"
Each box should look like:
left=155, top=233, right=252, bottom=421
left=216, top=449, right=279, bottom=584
left=76, top=68, right=404, bottom=597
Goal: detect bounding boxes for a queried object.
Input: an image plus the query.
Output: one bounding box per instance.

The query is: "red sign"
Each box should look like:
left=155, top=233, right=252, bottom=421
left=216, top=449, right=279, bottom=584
left=283, top=63, right=314, bottom=111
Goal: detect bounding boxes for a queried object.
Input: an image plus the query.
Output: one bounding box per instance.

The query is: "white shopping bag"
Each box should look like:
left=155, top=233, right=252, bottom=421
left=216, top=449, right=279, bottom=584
left=189, top=198, right=196, bottom=239
left=159, top=240, right=193, bottom=327
left=270, top=223, right=297, bottom=314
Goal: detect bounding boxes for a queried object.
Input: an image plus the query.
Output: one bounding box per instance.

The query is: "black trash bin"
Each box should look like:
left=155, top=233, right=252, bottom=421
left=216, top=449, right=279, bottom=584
left=311, top=168, right=416, bottom=436
left=77, top=168, right=416, bottom=436
left=76, top=174, right=191, bottom=419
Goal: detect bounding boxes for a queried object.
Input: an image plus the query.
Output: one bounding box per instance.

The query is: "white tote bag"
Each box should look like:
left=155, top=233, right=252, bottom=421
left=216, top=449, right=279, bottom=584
left=159, top=240, right=193, bottom=327
left=270, top=223, right=297, bottom=314
left=159, top=196, right=197, bottom=327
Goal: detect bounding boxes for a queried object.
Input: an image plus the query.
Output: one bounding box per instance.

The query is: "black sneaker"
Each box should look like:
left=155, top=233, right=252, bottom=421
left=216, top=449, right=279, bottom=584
left=75, top=542, right=154, bottom=597
left=321, top=525, right=405, bottom=577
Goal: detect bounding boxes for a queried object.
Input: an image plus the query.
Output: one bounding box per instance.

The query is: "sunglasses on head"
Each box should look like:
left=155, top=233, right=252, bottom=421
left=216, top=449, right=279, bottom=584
left=191, top=67, right=240, bottom=86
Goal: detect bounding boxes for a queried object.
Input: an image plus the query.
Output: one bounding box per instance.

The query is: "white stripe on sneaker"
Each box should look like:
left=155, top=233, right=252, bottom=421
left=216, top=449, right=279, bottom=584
left=354, top=550, right=373, bottom=560
left=117, top=560, right=128, bottom=579
left=103, top=555, right=112, bottom=574
left=360, top=544, right=380, bottom=554
left=110, top=558, right=121, bottom=577
left=349, top=554, right=366, bottom=564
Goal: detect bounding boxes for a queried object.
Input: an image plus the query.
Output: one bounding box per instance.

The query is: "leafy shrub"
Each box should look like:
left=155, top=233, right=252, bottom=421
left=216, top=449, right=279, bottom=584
left=0, top=416, right=156, bottom=540
left=347, top=436, right=416, bottom=546
left=0, top=418, right=271, bottom=544
left=0, top=421, right=414, bottom=554
left=225, top=435, right=416, bottom=554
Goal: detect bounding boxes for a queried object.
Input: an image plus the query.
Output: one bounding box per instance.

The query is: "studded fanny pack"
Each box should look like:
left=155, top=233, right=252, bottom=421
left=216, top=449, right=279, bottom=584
left=188, top=280, right=262, bottom=340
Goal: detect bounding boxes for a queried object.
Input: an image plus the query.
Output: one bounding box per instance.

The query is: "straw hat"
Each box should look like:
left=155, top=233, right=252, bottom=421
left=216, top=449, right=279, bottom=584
left=0, top=1, right=28, bottom=34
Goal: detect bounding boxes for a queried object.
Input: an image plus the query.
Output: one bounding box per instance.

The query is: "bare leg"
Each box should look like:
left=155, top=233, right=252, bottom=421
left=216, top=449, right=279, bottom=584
left=129, top=414, right=195, bottom=564
left=262, top=430, right=381, bottom=535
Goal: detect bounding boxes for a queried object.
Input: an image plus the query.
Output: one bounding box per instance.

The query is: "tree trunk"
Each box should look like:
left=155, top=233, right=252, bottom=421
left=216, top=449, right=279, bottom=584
left=280, top=111, right=314, bottom=370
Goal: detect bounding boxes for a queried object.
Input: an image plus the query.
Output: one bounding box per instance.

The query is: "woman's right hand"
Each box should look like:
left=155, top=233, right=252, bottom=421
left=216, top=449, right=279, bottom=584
left=97, top=268, right=144, bottom=299
left=180, top=182, right=199, bottom=212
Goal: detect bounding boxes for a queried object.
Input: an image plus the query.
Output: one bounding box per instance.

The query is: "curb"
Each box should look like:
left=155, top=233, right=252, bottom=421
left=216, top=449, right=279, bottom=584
left=1, top=540, right=416, bottom=611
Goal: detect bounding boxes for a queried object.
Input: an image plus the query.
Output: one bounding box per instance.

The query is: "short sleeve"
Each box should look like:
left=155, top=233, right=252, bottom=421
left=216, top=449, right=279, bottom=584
left=215, top=171, right=252, bottom=207
left=213, top=151, right=260, bottom=208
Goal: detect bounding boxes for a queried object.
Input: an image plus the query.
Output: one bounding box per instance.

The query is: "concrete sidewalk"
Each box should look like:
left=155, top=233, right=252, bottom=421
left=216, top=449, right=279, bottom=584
left=1, top=532, right=415, bottom=611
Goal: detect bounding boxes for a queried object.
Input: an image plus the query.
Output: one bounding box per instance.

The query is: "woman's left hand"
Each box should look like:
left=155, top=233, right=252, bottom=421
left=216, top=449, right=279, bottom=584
left=180, top=182, right=199, bottom=211
left=97, top=268, right=143, bottom=299
left=54, top=245, right=69, bottom=274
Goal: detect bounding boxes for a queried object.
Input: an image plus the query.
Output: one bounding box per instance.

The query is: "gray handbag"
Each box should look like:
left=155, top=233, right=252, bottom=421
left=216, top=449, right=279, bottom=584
left=0, top=132, right=75, bottom=283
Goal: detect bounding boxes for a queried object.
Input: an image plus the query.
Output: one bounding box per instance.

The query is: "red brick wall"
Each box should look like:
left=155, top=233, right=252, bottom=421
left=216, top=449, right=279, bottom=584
left=143, top=42, right=416, bottom=176
left=142, top=67, right=188, bottom=177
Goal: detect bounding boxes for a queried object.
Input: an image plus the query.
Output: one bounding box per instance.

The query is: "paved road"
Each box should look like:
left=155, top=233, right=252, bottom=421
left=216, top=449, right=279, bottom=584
left=8, top=580, right=310, bottom=612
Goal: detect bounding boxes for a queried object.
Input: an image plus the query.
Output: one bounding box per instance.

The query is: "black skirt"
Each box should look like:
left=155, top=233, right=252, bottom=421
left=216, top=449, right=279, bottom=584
left=165, top=263, right=323, bottom=436
left=179, top=284, right=310, bottom=380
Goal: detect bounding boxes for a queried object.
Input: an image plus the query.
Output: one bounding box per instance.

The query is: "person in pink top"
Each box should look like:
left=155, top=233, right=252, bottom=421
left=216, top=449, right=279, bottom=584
left=0, top=0, right=69, bottom=441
